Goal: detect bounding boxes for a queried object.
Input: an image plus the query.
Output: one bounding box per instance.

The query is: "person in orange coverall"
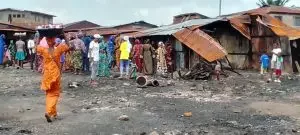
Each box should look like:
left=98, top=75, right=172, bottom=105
left=36, top=26, right=72, bottom=122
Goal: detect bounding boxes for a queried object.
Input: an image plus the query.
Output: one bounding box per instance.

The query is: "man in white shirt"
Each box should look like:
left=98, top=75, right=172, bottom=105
left=89, top=34, right=101, bottom=85
left=27, top=37, right=36, bottom=70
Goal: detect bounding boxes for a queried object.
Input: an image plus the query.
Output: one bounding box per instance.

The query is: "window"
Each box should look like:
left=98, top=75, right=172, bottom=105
left=13, top=14, right=16, bottom=18
left=274, top=16, right=282, bottom=21
left=17, top=14, right=21, bottom=18
left=294, top=16, right=300, bottom=26
left=22, top=14, right=25, bottom=18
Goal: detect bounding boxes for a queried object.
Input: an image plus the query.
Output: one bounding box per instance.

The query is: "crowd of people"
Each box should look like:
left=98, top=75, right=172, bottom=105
left=0, top=26, right=288, bottom=123
left=0, top=28, right=177, bottom=122
left=0, top=31, right=175, bottom=85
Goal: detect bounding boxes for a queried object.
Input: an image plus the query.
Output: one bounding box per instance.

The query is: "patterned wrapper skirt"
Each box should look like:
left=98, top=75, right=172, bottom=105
left=15, top=51, right=25, bottom=61
left=71, top=50, right=82, bottom=70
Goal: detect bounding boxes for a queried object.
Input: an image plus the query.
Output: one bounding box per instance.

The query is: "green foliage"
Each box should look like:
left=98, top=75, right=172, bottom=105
left=257, top=0, right=290, bottom=7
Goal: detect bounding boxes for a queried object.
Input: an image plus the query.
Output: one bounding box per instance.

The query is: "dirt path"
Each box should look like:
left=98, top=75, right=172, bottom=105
left=1, top=67, right=300, bottom=135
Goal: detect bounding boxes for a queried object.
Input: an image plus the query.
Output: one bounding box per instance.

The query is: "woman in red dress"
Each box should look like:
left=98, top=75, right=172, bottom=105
left=132, top=39, right=143, bottom=72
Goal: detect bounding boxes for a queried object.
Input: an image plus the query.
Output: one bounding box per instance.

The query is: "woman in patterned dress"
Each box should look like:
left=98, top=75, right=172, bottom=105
left=98, top=36, right=110, bottom=77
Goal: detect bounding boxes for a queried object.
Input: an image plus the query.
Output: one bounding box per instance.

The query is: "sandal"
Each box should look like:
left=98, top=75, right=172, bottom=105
left=45, top=113, right=52, bottom=123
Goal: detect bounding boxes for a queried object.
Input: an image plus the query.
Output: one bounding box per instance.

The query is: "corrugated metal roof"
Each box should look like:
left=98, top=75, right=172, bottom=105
left=83, top=27, right=140, bottom=36
left=64, top=20, right=100, bottom=32
left=0, top=22, right=34, bottom=32
left=222, top=6, right=300, bottom=17
left=131, top=18, right=223, bottom=37
left=173, top=27, right=227, bottom=62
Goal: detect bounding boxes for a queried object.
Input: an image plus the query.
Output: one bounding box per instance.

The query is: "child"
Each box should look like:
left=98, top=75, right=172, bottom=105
left=215, top=61, right=221, bottom=81
left=260, top=53, right=269, bottom=75
left=275, top=55, right=283, bottom=83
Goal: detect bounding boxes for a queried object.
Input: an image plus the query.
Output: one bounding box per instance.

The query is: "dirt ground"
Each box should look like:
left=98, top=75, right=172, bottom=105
left=1, top=67, right=300, bottom=135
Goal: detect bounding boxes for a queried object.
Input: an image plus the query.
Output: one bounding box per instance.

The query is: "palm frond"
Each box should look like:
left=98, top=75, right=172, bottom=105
left=257, top=0, right=290, bottom=7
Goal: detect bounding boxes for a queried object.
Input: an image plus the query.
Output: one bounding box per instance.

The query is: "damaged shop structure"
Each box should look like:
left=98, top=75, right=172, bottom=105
left=0, top=22, right=35, bottom=42
left=124, top=7, right=300, bottom=74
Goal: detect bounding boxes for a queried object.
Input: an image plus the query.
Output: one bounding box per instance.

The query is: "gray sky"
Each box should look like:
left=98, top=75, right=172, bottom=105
left=1, top=0, right=300, bottom=26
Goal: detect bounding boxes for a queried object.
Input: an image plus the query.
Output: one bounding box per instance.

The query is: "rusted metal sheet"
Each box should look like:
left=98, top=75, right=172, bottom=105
left=230, top=19, right=251, bottom=40
left=83, top=28, right=139, bottom=36
left=254, top=14, right=300, bottom=40
left=173, top=27, right=227, bottom=62
left=229, top=15, right=251, bottom=40
left=222, top=6, right=300, bottom=17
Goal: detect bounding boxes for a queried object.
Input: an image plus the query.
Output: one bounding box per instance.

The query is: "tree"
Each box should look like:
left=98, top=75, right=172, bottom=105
left=257, top=0, right=290, bottom=7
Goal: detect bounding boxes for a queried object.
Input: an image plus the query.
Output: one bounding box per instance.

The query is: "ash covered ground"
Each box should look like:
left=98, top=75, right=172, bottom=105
left=1, top=67, right=300, bottom=135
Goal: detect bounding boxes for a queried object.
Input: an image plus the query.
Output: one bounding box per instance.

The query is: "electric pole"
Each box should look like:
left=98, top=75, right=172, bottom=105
left=219, top=0, right=222, bottom=16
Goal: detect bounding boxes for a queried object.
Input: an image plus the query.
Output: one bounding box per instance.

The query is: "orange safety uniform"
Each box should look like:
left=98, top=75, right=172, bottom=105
left=37, top=44, right=69, bottom=117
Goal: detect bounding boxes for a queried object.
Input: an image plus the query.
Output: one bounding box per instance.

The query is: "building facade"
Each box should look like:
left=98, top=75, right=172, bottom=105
left=270, top=13, right=300, bottom=28
left=0, top=8, right=55, bottom=29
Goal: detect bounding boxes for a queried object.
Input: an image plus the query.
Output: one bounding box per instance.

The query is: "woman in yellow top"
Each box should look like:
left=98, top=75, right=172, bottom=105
left=119, top=36, right=130, bottom=78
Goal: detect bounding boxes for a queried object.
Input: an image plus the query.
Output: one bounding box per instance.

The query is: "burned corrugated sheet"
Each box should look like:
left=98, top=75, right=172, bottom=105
left=229, top=16, right=251, bottom=40
left=173, top=27, right=227, bottom=62
left=221, top=5, right=300, bottom=17
left=255, top=14, right=300, bottom=40
left=129, top=18, right=222, bottom=37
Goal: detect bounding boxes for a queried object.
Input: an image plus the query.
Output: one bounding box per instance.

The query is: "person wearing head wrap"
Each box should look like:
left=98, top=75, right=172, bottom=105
left=89, top=34, right=101, bottom=85
left=81, top=33, right=92, bottom=72
left=140, top=39, right=155, bottom=75
left=98, top=36, right=110, bottom=77
left=36, top=25, right=71, bottom=122
left=165, top=41, right=174, bottom=73
left=107, top=35, right=115, bottom=69
left=123, top=36, right=132, bottom=52
left=119, top=36, right=130, bottom=78
left=8, top=40, right=16, bottom=67
left=132, top=39, right=143, bottom=72
left=114, top=34, right=122, bottom=69
left=0, top=34, right=6, bottom=65
left=156, top=41, right=167, bottom=73
left=69, top=33, right=86, bottom=75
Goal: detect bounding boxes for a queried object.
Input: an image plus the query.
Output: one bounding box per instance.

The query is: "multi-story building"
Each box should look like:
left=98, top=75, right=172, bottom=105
left=0, top=8, right=55, bottom=29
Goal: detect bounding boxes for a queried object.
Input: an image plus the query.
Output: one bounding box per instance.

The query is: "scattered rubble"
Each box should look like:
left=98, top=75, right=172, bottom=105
left=163, top=130, right=182, bottom=135
left=183, top=112, right=192, bottom=117
left=123, top=83, right=130, bottom=86
left=1, top=68, right=300, bottom=134
left=68, top=82, right=81, bottom=88
left=179, top=62, right=213, bottom=80
left=149, top=131, right=159, bottom=135
left=17, top=129, right=32, bottom=134
left=118, top=115, right=129, bottom=121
